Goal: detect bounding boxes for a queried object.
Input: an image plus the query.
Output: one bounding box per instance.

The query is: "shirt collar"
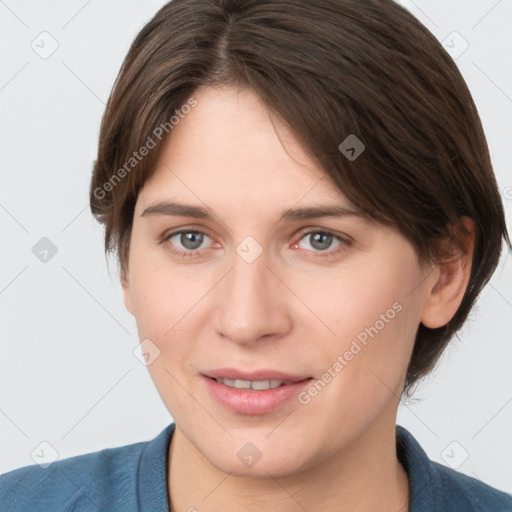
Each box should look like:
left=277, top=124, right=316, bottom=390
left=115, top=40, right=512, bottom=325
left=138, top=422, right=175, bottom=512
left=396, top=424, right=442, bottom=511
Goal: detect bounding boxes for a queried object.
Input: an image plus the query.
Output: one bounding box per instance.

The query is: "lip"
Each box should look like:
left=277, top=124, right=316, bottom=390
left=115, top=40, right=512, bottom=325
left=203, top=368, right=310, bottom=383
left=202, top=368, right=313, bottom=415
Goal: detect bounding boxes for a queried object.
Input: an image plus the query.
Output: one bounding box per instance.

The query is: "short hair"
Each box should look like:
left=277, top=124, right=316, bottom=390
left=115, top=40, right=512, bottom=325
left=89, top=0, right=510, bottom=397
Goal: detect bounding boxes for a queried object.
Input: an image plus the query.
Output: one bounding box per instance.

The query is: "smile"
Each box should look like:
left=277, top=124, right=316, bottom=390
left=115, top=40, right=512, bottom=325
left=214, top=378, right=289, bottom=390
left=203, top=371, right=314, bottom=415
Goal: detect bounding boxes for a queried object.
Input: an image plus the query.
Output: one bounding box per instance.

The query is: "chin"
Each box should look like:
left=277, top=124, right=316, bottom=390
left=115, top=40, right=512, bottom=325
left=193, top=431, right=313, bottom=479
left=210, top=450, right=308, bottom=479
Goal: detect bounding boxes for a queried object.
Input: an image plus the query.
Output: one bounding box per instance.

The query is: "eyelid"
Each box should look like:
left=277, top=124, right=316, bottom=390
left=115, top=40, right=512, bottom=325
left=292, top=228, right=352, bottom=258
left=160, top=225, right=214, bottom=242
left=295, top=226, right=353, bottom=244
left=160, top=228, right=215, bottom=253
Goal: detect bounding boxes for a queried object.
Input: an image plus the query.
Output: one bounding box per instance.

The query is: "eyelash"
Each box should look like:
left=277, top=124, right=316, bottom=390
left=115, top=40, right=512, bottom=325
left=158, top=228, right=351, bottom=260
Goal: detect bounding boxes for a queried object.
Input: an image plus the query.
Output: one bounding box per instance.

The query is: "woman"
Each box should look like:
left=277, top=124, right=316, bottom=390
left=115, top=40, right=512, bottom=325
left=1, top=0, right=511, bottom=510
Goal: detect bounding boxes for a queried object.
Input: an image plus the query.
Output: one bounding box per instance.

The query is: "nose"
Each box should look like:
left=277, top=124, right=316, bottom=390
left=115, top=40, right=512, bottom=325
left=213, top=247, right=292, bottom=346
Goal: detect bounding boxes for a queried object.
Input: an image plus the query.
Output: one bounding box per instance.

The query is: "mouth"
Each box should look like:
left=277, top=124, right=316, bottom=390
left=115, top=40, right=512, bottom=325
left=202, top=369, right=314, bottom=415
left=211, top=377, right=295, bottom=390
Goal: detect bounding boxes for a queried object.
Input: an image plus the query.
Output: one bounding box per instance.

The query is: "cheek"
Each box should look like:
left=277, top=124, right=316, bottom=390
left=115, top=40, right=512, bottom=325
left=128, top=255, right=213, bottom=386
left=129, top=251, right=204, bottom=338
left=128, top=261, right=207, bottom=419
left=301, top=247, right=421, bottom=347
left=299, top=250, right=423, bottom=420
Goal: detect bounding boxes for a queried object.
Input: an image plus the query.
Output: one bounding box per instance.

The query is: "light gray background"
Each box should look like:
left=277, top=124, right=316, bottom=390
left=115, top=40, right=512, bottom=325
left=1, top=0, right=511, bottom=494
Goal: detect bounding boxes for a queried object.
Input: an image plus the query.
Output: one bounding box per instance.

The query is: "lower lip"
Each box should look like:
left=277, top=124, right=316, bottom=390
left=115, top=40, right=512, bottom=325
left=203, top=376, right=313, bottom=415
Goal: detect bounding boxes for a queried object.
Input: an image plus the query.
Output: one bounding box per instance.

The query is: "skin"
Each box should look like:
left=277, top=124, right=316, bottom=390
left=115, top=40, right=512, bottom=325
left=122, top=84, right=474, bottom=512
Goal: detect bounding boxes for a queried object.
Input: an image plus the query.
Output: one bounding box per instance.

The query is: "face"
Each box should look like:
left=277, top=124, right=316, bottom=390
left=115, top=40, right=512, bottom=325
left=123, top=84, right=431, bottom=477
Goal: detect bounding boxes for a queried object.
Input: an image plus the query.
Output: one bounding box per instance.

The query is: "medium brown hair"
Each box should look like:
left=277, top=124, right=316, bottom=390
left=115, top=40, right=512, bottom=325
left=90, top=0, right=510, bottom=396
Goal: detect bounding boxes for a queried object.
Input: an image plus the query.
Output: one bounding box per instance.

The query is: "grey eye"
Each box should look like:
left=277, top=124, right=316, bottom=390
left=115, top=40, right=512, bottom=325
left=299, top=231, right=341, bottom=252
left=170, top=231, right=208, bottom=251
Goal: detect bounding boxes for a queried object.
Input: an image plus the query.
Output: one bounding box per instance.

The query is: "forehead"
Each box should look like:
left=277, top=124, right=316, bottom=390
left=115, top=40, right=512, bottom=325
left=138, top=85, right=352, bottom=214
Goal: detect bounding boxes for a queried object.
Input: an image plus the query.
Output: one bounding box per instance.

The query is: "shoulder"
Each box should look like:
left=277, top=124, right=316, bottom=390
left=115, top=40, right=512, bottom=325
left=396, top=425, right=512, bottom=511
left=0, top=438, right=149, bottom=512
left=432, top=460, right=512, bottom=511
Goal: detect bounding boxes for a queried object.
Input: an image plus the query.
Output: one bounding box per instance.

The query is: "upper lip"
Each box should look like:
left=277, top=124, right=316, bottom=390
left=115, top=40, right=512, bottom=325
left=203, top=368, right=312, bottom=383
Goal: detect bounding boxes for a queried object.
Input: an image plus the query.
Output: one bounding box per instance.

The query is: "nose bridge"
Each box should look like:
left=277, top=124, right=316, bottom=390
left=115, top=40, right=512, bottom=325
left=215, top=242, right=290, bottom=344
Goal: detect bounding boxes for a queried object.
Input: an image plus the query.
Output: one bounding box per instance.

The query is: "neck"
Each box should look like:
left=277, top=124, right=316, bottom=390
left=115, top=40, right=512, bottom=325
left=167, top=416, right=409, bottom=512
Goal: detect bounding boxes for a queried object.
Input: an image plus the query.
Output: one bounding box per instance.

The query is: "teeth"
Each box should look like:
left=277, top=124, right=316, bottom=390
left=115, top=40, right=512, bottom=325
left=215, top=378, right=286, bottom=390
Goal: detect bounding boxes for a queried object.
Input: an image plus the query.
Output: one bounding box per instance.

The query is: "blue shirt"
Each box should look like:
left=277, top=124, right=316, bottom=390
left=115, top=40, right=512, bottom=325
left=1, top=423, right=511, bottom=511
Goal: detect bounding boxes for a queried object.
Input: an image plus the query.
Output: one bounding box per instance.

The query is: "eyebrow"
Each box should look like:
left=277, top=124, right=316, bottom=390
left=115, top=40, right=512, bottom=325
left=140, top=201, right=365, bottom=222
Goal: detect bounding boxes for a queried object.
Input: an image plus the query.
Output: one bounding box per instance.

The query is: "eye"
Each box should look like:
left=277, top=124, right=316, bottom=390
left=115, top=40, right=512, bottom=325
left=161, top=229, right=215, bottom=257
left=159, top=228, right=351, bottom=259
left=293, top=229, right=350, bottom=257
